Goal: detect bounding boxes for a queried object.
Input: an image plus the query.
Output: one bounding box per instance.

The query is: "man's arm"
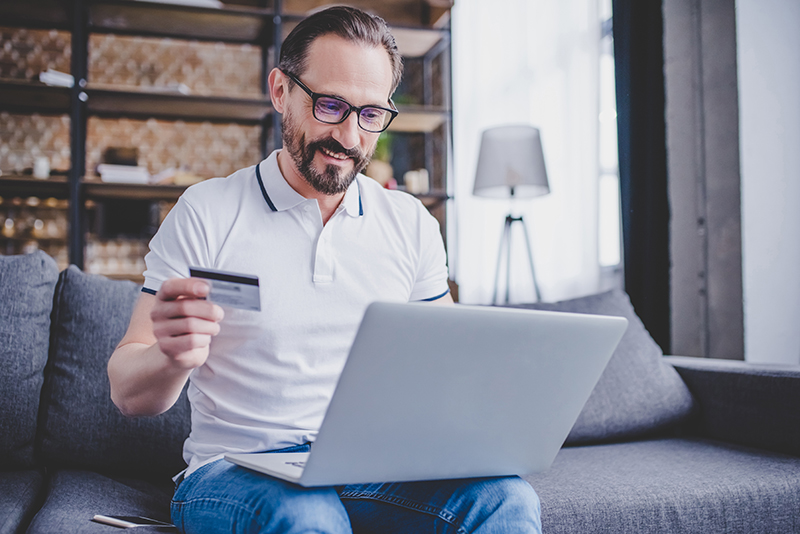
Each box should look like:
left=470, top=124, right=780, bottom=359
left=108, top=278, right=224, bottom=417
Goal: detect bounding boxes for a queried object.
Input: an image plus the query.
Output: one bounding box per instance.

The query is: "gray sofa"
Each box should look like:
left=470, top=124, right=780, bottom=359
left=1, top=250, right=799, bottom=533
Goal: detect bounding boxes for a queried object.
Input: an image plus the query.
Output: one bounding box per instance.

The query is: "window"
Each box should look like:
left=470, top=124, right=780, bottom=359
left=598, top=0, right=622, bottom=268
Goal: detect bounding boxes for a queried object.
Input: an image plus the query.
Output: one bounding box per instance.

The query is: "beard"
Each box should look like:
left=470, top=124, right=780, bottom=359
left=281, top=110, right=375, bottom=195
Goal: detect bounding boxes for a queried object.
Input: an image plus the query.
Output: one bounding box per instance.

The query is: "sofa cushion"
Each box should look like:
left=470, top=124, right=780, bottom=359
left=524, top=437, right=800, bottom=534
left=26, top=470, right=172, bottom=534
left=0, top=251, right=58, bottom=469
left=0, top=470, right=45, bottom=534
left=37, top=266, right=191, bottom=481
left=509, top=289, right=694, bottom=444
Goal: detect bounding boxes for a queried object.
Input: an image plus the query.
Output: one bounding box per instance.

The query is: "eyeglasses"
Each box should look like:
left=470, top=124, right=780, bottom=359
left=282, top=70, right=398, bottom=133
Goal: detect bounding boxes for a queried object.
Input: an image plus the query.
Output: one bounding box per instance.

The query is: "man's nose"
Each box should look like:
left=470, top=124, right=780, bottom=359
left=331, top=111, right=361, bottom=150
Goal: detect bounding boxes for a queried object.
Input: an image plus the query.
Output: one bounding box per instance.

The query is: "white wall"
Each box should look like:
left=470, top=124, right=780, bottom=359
left=737, top=0, right=800, bottom=364
left=451, top=0, right=602, bottom=305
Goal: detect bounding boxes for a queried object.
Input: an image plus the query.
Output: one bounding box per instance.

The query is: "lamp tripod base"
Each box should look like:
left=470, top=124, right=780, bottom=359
left=492, top=214, right=542, bottom=304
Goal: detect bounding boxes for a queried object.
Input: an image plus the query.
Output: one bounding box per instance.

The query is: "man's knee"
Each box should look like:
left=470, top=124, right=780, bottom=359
left=495, top=476, right=540, bottom=514
left=460, top=476, right=541, bottom=533
left=173, top=462, right=351, bottom=534
left=480, top=476, right=539, bottom=510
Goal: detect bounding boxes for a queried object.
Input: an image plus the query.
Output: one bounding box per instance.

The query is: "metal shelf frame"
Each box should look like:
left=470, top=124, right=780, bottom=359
left=0, top=0, right=453, bottom=269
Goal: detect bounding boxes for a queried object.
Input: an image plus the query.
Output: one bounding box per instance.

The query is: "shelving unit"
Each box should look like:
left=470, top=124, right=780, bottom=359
left=85, top=86, right=273, bottom=122
left=82, top=181, right=188, bottom=201
left=0, top=175, right=70, bottom=199
left=0, top=80, right=72, bottom=113
left=0, top=0, right=453, bottom=279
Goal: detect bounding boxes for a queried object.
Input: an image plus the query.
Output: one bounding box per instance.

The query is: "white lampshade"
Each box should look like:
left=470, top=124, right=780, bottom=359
left=473, top=125, right=550, bottom=199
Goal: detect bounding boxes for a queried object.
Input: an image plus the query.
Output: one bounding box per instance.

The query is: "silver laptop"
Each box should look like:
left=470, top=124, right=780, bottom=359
left=225, top=302, right=628, bottom=487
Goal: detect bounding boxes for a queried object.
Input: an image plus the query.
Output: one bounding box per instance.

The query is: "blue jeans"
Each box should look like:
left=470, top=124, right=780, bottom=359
left=171, top=444, right=541, bottom=534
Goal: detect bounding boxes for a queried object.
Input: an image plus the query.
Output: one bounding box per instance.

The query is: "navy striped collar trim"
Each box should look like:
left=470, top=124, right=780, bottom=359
left=338, top=176, right=364, bottom=218
left=355, top=179, right=364, bottom=217
left=255, top=161, right=277, bottom=212
left=256, top=158, right=363, bottom=217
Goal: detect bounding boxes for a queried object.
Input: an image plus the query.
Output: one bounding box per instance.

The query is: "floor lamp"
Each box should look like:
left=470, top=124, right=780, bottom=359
left=473, top=125, right=550, bottom=304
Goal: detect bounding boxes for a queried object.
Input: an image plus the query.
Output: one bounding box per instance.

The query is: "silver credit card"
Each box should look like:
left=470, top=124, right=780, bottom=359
left=189, top=267, right=261, bottom=312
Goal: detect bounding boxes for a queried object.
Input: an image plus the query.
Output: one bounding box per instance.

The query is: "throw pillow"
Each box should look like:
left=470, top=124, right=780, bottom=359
left=508, top=289, right=695, bottom=445
left=37, top=266, right=191, bottom=480
left=0, top=251, right=58, bottom=468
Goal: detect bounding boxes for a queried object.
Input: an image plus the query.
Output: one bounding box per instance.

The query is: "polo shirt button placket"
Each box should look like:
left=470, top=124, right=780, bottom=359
left=302, top=204, right=323, bottom=236
left=313, top=223, right=334, bottom=284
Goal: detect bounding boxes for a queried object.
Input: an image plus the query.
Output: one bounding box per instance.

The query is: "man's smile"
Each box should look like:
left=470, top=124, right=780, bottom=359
left=319, top=146, right=350, bottom=162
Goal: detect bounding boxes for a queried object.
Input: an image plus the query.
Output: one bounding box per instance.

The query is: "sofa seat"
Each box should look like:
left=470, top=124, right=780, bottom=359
left=0, top=470, right=44, bottom=534
left=525, top=437, right=800, bottom=534
left=3, top=252, right=798, bottom=533
left=26, top=471, right=173, bottom=533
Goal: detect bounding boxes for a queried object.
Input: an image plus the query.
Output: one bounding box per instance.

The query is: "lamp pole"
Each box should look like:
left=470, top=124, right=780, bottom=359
left=491, top=186, right=542, bottom=304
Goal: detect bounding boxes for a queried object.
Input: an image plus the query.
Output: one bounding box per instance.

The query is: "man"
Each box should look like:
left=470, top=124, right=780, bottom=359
left=108, top=6, right=541, bottom=533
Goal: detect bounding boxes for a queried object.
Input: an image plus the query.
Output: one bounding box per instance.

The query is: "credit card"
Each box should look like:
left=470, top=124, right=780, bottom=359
left=189, top=267, right=261, bottom=312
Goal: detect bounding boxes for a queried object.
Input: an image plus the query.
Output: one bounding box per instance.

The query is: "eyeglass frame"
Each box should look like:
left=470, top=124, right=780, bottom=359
left=281, top=69, right=399, bottom=133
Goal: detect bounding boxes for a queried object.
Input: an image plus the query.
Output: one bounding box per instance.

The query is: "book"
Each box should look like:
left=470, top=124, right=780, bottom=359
left=97, top=164, right=150, bottom=184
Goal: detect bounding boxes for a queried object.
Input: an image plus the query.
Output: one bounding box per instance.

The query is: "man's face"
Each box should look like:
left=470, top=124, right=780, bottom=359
left=281, top=106, right=371, bottom=196
left=280, top=34, right=394, bottom=195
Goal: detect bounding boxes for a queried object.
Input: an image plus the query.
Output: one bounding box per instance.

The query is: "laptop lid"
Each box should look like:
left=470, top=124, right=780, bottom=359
left=279, top=302, right=628, bottom=486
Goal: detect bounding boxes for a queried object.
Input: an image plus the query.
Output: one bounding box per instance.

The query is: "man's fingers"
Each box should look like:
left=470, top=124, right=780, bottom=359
left=147, top=277, right=224, bottom=368
left=152, top=316, right=222, bottom=340
left=151, top=298, right=224, bottom=323
left=157, top=277, right=211, bottom=302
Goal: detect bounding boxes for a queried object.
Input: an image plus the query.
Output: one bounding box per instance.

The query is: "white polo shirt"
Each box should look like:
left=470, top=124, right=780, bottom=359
left=142, top=150, right=449, bottom=476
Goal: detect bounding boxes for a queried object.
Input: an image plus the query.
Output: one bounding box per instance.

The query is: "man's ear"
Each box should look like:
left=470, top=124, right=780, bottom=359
left=268, top=68, right=287, bottom=114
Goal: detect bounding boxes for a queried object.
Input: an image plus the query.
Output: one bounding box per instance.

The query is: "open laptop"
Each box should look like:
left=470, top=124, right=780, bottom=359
left=225, top=302, right=628, bottom=487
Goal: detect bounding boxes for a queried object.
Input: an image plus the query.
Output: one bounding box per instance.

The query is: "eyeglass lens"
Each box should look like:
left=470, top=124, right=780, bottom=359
left=314, top=97, right=390, bottom=132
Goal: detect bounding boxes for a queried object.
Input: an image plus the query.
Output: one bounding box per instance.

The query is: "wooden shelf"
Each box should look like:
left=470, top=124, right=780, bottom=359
left=390, top=105, right=448, bottom=133
left=0, top=80, right=71, bottom=115
left=280, top=20, right=447, bottom=58
left=83, top=179, right=188, bottom=201
left=0, top=0, right=275, bottom=43
left=78, top=86, right=439, bottom=131
left=0, top=80, right=272, bottom=123
left=0, top=0, right=71, bottom=31
left=0, top=236, right=67, bottom=243
left=0, top=80, right=437, bottom=130
left=283, top=0, right=451, bottom=29
left=87, top=0, right=274, bottom=43
left=413, top=190, right=450, bottom=208
left=391, top=27, right=448, bottom=58
left=85, top=85, right=272, bottom=122
left=0, top=175, right=70, bottom=199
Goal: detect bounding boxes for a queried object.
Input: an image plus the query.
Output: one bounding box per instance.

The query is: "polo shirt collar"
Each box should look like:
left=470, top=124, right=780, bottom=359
left=256, top=152, right=305, bottom=212
left=256, top=151, right=364, bottom=217
left=341, top=177, right=364, bottom=217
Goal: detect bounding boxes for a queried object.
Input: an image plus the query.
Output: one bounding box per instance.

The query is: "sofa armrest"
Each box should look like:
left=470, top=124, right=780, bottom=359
left=664, top=356, right=800, bottom=457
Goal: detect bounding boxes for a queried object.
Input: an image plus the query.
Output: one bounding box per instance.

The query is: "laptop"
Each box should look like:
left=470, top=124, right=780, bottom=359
left=225, top=302, right=628, bottom=487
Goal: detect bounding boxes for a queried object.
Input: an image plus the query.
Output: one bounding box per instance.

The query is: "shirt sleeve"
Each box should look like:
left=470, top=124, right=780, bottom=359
left=142, top=194, right=213, bottom=294
left=408, top=204, right=450, bottom=302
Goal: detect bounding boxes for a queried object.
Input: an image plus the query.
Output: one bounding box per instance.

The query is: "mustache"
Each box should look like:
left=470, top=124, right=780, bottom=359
left=309, top=137, right=365, bottom=161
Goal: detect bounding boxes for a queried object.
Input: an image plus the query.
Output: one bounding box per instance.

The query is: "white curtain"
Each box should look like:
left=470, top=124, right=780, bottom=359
left=450, top=0, right=602, bottom=304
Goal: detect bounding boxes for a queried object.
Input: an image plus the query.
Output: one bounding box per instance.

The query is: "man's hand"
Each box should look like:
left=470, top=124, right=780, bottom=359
left=109, top=276, right=224, bottom=417
left=150, top=277, right=225, bottom=370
